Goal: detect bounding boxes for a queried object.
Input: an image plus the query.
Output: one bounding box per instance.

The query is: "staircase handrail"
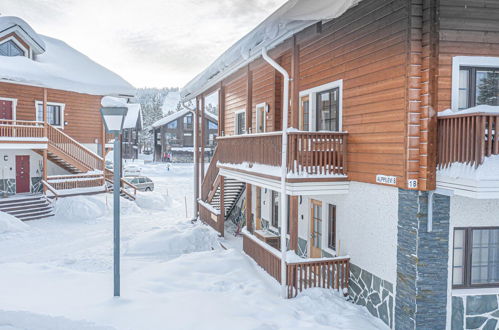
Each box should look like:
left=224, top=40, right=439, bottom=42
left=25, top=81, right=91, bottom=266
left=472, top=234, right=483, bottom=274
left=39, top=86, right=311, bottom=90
left=201, top=145, right=221, bottom=201
left=41, top=180, right=60, bottom=199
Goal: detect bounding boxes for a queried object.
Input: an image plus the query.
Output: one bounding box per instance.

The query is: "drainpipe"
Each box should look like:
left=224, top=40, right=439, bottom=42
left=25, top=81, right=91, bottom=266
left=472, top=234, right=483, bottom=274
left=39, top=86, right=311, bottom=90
left=262, top=47, right=290, bottom=299
left=182, top=100, right=198, bottom=221
left=428, top=190, right=434, bottom=232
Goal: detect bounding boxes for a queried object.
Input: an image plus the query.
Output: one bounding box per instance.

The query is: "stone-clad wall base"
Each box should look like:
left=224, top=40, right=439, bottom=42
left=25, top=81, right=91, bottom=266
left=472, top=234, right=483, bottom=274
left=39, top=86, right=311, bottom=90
left=349, top=263, right=394, bottom=328
left=452, top=294, right=499, bottom=330
left=0, top=179, right=15, bottom=195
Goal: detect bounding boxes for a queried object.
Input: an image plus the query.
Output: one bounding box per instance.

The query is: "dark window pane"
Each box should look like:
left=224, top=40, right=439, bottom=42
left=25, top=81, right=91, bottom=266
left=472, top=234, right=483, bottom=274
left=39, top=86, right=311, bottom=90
left=328, top=204, right=336, bottom=250
left=0, top=40, right=25, bottom=57
left=471, top=228, right=499, bottom=285
left=316, top=88, right=339, bottom=131
left=271, top=191, right=279, bottom=228
left=476, top=70, right=499, bottom=106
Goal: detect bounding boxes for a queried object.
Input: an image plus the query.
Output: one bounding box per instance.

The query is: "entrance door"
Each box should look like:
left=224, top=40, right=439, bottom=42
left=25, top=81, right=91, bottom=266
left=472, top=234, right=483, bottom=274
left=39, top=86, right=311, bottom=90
left=310, top=199, right=323, bottom=258
left=0, top=99, right=13, bottom=120
left=15, top=155, right=30, bottom=194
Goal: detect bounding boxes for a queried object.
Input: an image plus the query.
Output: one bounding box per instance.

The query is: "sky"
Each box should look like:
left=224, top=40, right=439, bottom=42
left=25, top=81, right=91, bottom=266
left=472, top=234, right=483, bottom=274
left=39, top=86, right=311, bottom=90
left=0, top=0, right=287, bottom=89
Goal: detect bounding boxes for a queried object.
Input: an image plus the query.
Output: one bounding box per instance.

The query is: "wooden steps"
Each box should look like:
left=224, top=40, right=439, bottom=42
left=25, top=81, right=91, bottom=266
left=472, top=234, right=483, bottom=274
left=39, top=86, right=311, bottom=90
left=0, top=194, right=54, bottom=221
left=210, top=178, right=245, bottom=216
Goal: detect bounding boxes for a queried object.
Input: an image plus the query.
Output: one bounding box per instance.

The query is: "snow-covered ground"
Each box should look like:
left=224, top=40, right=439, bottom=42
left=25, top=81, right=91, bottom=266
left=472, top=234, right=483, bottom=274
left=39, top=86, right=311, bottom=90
left=0, top=163, right=387, bottom=330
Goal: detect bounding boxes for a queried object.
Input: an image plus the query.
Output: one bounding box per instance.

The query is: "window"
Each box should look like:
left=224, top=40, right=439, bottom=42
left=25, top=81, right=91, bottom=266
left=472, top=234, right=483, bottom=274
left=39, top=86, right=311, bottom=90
left=36, top=102, right=63, bottom=126
left=327, top=204, right=336, bottom=251
left=0, top=40, right=25, bottom=57
left=316, top=88, right=340, bottom=131
left=299, top=95, right=309, bottom=131
left=271, top=190, right=279, bottom=229
left=453, top=227, right=499, bottom=288
left=235, top=111, right=246, bottom=135
left=208, top=120, right=217, bottom=130
left=256, top=103, right=266, bottom=133
left=167, top=121, right=177, bottom=129
left=459, top=67, right=499, bottom=109
left=183, top=114, right=193, bottom=130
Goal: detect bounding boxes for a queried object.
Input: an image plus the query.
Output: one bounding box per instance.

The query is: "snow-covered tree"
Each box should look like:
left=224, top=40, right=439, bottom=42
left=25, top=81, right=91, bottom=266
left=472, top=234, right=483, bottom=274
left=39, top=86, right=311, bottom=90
left=477, top=72, right=499, bottom=106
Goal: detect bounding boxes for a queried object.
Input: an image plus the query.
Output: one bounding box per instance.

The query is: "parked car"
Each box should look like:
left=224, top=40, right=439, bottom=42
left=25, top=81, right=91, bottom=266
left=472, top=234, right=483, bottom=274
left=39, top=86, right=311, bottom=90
left=125, top=176, right=154, bottom=192
left=123, top=164, right=141, bottom=177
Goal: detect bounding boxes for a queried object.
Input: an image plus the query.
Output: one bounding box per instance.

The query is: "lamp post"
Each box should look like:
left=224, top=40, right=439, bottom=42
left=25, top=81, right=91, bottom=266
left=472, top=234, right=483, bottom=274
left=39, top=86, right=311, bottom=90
left=100, top=106, right=128, bottom=297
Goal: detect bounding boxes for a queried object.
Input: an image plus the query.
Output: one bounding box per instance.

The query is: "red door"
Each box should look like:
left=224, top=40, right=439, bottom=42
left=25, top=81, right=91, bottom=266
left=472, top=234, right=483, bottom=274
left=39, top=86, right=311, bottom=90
left=16, top=156, right=30, bottom=194
left=0, top=100, right=13, bottom=120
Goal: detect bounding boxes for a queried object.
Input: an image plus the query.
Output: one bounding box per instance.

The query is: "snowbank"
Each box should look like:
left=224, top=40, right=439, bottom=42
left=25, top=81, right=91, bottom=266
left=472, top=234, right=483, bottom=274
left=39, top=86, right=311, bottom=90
left=54, top=196, right=108, bottom=221
left=437, top=155, right=499, bottom=180
left=0, top=211, right=28, bottom=234
left=125, top=222, right=220, bottom=257
left=134, top=193, right=174, bottom=211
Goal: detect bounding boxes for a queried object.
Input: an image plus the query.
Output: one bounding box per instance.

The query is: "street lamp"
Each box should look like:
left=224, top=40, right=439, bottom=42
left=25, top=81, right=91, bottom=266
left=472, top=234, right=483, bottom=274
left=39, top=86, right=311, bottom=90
left=100, top=106, right=128, bottom=297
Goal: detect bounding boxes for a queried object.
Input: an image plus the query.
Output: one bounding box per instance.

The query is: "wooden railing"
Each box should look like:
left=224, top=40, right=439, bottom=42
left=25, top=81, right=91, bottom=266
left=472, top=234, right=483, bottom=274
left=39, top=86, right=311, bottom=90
left=198, top=200, right=223, bottom=236
left=216, top=131, right=348, bottom=176
left=201, top=146, right=221, bottom=201
left=438, top=113, right=499, bottom=168
left=47, top=173, right=105, bottom=190
left=0, top=120, right=45, bottom=138
left=47, top=125, right=104, bottom=171
left=242, top=232, right=350, bottom=298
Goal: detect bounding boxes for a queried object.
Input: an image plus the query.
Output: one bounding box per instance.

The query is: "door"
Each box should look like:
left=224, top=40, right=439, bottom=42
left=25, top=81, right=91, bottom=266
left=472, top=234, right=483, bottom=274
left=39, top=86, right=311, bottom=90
left=15, top=155, right=30, bottom=194
left=0, top=99, right=13, bottom=120
left=310, top=199, right=323, bottom=258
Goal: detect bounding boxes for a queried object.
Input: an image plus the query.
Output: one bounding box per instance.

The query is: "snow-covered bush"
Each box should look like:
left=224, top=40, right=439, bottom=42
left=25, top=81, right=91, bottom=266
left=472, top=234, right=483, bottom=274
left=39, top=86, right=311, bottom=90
left=134, top=192, right=174, bottom=211
left=54, top=196, right=108, bottom=221
left=0, top=211, right=29, bottom=234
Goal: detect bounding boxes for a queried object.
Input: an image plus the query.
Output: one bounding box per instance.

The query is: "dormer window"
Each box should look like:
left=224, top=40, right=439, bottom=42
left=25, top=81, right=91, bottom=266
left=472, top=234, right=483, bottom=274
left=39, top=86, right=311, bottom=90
left=0, top=39, right=25, bottom=57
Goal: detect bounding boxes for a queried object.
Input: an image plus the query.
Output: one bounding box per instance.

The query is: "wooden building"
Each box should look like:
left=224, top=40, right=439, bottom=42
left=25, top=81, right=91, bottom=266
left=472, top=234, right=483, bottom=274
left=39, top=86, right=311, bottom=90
left=182, top=1, right=499, bottom=329
left=0, top=16, right=136, bottom=219
left=151, top=108, right=218, bottom=161
left=121, top=103, right=143, bottom=160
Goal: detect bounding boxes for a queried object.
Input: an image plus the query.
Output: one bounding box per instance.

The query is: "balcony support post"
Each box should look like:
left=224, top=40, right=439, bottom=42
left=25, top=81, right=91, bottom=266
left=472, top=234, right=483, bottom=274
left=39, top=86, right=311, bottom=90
left=262, top=47, right=290, bottom=299
left=183, top=99, right=199, bottom=221
left=42, top=89, right=48, bottom=193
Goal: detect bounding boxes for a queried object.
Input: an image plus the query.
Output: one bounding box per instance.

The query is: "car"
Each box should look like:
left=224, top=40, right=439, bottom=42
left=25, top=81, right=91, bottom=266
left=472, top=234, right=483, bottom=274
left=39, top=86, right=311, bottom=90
left=126, top=176, right=154, bottom=192
left=123, top=164, right=141, bottom=177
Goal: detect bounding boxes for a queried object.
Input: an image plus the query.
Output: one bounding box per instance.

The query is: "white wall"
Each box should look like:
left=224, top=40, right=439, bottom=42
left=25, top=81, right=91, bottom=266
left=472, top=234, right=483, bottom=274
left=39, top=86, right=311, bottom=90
left=0, top=149, right=43, bottom=180
left=82, top=143, right=99, bottom=154
left=297, top=182, right=399, bottom=284
left=450, top=196, right=499, bottom=227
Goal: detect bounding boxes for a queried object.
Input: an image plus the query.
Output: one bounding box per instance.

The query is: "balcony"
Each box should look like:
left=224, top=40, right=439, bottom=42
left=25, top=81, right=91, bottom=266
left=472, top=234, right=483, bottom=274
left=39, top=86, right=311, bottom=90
left=437, top=112, right=499, bottom=198
left=216, top=131, right=348, bottom=183
left=0, top=120, right=47, bottom=148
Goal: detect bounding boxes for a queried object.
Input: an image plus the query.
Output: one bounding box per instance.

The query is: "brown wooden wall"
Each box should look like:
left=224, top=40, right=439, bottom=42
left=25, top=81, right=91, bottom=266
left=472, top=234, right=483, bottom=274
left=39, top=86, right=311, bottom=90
left=0, top=82, right=104, bottom=144
left=223, top=75, right=247, bottom=135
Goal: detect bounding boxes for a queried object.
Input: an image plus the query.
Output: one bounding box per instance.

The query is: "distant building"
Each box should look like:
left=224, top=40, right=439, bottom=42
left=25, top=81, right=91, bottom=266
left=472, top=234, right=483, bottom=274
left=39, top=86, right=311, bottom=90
left=121, top=104, right=143, bottom=160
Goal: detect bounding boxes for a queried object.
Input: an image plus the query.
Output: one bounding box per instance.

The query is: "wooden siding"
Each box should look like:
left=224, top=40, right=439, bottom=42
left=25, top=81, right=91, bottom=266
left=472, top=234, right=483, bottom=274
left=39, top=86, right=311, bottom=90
left=0, top=82, right=104, bottom=144
left=251, top=61, right=275, bottom=131
left=223, top=75, right=247, bottom=135
left=297, top=0, right=410, bottom=187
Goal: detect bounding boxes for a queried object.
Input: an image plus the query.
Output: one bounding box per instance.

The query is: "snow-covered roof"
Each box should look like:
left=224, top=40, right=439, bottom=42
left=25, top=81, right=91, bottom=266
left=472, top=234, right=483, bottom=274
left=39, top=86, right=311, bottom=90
left=181, top=0, right=363, bottom=101
left=161, top=91, right=181, bottom=115
left=205, top=111, right=218, bottom=123
left=0, top=16, right=45, bottom=54
left=0, top=17, right=134, bottom=96
left=123, top=103, right=143, bottom=129
left=438, top=105, right=499, bottom=117
left=152, top=108, right=190, bottom=128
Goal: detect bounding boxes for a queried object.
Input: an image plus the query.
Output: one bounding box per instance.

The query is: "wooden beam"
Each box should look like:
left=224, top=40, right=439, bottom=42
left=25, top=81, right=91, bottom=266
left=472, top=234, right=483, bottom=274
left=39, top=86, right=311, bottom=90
left=246, top=183, right=253, bottom=234
left=246, top=66, right=253, bottom=133
left=291, top=36, right=300, bottom=129
left=219, top=175, right=225, bottom=237
left=289, top=195, right=299, bottom=251
left=42, top=89, right=48, bottom=193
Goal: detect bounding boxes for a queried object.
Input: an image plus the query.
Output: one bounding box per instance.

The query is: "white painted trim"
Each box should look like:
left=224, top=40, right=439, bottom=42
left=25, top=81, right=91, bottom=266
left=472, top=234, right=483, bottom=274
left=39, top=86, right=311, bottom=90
left=0, top=96, right=17, bottom=120
left=34, top=100, right=65, bottom=129
left=255, top=102, right=267, bottom=133
left=322, top=201, right=338, bottom=257
left=437, top=175, right=499, bottom=199
left=234, top=109, right=246, bottom=135
left=0, top=142, right=47, bottom=149
left=0, top=35, right=29, bottom=58
left=451, top=56, right=499, bottom=110
left=299, top=79, right=343, bottom=132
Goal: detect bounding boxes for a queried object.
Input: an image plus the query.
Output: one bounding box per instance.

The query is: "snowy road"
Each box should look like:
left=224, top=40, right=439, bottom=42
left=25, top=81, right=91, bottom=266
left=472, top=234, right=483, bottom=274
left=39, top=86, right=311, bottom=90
left=0, top=163, right=387, bottom=330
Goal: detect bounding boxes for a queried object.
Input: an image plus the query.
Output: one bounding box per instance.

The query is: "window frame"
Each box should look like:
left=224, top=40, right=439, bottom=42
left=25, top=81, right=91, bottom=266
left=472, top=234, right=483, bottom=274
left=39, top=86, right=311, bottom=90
left=327, top=204, right=337, bottom=252
left=270, top=190, right=279, bottom=231
left=298, top=79, right=343, bottom=132
left=235, top=109, right=246, bottom=135
left=458, top=66, right=499, bottom=109
left=0, top=36, right=29, bottom=58
left=452, top=56, right=499, bottom=110
left=255, top=103, right=267, bottom=133
left=34, top=101, right=65, bottom=129
left=183, top=114, right=193, bottom=130
left=452, top=226, right=499, bottom=289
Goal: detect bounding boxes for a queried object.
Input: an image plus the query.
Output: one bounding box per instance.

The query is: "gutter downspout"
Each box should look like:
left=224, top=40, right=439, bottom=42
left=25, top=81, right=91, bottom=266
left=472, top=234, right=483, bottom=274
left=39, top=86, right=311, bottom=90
left=182, top=100, right=198, bottom=221
left=262, top=47, right=290, bottom=299
left=428, top=190, right=434, bottom=232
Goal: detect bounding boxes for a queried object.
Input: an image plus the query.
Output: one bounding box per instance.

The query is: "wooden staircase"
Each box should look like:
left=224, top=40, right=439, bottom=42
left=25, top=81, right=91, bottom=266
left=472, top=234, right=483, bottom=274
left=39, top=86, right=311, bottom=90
left=0, top=194, right=54, bottom=221
left=210, top=178, right=245, bottom=216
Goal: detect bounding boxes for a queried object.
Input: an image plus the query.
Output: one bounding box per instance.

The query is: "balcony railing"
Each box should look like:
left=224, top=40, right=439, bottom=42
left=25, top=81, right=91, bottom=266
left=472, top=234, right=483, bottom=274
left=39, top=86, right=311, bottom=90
left=0, top=120, right=45, bottom=139
left=243, top=231, right=350, bottom=298
left=216, top=131, right=348, bottom=177
left=438, top=113, right=499, bottom=168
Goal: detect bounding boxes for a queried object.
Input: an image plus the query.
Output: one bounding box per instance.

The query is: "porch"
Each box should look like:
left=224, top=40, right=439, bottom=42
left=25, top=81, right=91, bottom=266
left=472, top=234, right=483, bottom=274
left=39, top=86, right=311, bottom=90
left=0, top=120, right=47, bottom=148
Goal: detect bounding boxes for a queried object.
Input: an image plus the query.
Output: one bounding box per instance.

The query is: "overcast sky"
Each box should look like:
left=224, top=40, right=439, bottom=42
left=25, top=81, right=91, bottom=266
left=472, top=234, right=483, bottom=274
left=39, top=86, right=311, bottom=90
left=0, top=0, right=287, bottom=88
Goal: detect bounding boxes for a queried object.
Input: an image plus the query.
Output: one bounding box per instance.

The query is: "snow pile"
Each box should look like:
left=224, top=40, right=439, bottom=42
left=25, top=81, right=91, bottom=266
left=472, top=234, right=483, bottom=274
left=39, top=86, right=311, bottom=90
left=438, top=105, right=499, bottom=117
left=100, top=96, right=127, bottom=108
left=134, top=193, right=174, bottom=211
left=0, top=211, right=28, bottom=234
left=438, top=155, right=499, bottom=181
left=0, top=310, right=115, bottom=330
left=54, top=196, right=108, bottom=221
left=125, top=222, right=220, bottom=257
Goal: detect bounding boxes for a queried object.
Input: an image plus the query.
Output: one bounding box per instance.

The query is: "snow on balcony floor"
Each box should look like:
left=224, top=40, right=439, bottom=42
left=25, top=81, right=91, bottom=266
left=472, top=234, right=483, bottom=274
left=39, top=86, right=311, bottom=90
left=437, top=155, right=499, bottom=181
left=0, top=162, right=387, bottom=330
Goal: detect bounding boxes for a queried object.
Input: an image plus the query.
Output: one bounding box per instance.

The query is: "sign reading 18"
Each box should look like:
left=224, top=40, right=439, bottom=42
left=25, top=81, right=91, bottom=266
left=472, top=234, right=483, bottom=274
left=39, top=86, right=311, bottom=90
left=407, top=179, right=418, bottom=189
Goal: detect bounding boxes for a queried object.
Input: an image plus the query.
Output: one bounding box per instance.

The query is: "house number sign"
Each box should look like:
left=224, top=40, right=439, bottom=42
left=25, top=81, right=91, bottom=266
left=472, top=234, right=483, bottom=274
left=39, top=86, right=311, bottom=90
left=376, top=175, right=397, bottom=185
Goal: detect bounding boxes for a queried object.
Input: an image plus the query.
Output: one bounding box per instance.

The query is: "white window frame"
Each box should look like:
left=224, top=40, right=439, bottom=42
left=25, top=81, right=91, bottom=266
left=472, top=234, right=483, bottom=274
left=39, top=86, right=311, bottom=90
left=269, top=190, right=280, bottom=232
left=299, top=79, right=343, bottom=132
left=0, top=36, right=30, bottom=58
left=323, top=203, right=338, bottom=257
left=452, top=56, right=499, bottom=110
left=235, top=109, right=246, bottom=135
left=0, top=97, right=17, bottom=120
left=255, top=102, right=267, bottom=133
left=34, top=101, right=65, bottom=129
